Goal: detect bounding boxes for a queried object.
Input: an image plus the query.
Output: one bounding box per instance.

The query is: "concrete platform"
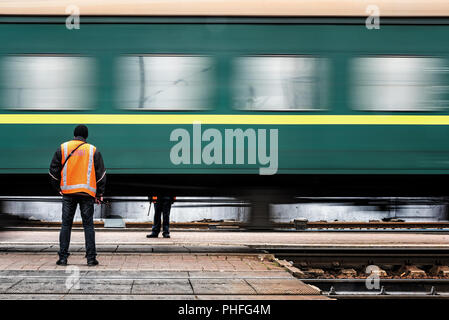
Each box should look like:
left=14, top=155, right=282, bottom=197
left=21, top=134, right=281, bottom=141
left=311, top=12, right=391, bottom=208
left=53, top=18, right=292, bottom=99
left=0, top=230, right=448, bottom=251
left=0, top=253, right=329, bottom=300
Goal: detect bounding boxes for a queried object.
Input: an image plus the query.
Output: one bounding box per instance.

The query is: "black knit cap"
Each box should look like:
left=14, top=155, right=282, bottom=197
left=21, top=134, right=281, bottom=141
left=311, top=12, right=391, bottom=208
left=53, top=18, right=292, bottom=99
left=74, top=124, right=88, bottom=139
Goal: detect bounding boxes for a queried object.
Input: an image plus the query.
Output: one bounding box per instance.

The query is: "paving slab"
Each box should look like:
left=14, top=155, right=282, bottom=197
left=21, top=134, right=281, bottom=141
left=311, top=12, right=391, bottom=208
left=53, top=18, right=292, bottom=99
left=131, top=279, right=193, bottom=295
left=0, top=280, right=19, bottom=293
left=190, top=279, right=256, bottom=295
left=69, top=279, right=133, bottom=295
left=6, top=279, right=71, bottom=294
left=246, top=279, right=321, bottom=295
left=0, top=270, right=76, bottom=277
left=83, top=271, right=190, bottom=279
left=0, top=294, right=66, bottom=300
left=188, top=271, right=293, bottom=279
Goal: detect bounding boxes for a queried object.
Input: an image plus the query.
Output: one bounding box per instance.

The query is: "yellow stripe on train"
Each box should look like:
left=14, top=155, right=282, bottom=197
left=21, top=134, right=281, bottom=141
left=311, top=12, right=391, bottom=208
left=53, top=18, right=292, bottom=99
left=3, top=114, right=449, bottom=125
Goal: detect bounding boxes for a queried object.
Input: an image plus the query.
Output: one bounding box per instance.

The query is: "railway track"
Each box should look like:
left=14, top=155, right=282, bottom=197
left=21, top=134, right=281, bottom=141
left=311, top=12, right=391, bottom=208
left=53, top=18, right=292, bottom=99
left=272, top=247, right=449, bottom=265
left=304, top=279, right=449, bottom=298
left=270, top=248, right=449, bottom=299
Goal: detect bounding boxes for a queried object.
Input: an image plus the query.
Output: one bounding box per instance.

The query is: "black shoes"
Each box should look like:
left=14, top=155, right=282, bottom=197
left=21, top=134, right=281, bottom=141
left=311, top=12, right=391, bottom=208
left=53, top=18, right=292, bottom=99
left=87, top=258, right=99, bottom=266
left=147, top=233, right=170, bottom=238
left=56, top=258, right=98, bottom=266
left=147, top=233, right=158, bottom=238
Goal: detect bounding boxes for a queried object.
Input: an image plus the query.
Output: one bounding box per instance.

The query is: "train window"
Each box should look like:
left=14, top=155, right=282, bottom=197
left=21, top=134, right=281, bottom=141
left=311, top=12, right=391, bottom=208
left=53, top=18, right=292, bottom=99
left=117, top=55, right=214, bottom=110
left=351, top=56, right=449, bottom=111
left=0, top=55, right=94, bottom=110
left=232, top=55, right=328, bottom=111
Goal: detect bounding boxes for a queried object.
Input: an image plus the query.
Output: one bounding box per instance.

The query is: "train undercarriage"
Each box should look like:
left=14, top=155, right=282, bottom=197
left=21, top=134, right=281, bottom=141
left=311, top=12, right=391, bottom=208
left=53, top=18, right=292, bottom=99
left=1, top=173, right=448, bottom=229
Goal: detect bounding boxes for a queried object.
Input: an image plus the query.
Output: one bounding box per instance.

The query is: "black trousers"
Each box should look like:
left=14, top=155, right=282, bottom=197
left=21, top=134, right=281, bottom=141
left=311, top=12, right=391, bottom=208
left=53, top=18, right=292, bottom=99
left=58, top=194, right=96, bottom=260
left=151, top=200, right=172, bottom=236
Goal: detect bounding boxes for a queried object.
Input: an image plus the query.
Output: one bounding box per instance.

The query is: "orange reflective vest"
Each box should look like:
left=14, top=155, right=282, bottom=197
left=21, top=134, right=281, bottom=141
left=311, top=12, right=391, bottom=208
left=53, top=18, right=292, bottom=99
left=60, top=140, right=97, bottom=197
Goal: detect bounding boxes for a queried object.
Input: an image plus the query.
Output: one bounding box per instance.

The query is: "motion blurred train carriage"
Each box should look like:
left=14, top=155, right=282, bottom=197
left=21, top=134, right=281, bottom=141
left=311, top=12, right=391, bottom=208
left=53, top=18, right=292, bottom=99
left=0, top=0, right=448, bottom=226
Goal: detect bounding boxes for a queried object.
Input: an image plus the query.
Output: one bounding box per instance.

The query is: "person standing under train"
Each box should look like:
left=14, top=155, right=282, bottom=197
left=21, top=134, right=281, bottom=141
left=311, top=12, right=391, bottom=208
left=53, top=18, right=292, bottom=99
left=147, top=196, right=175, bottom=238
left=49, top=125, right=106, bottom=266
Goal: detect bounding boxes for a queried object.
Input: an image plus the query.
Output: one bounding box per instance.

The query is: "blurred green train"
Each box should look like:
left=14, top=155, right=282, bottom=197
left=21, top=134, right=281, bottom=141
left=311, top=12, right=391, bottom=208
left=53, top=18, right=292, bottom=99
left=0, top=0, right=449, bottom=201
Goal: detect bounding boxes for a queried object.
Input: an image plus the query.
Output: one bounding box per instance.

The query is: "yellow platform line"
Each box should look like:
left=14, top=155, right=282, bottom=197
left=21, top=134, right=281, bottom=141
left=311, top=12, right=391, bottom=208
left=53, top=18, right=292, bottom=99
left=2, top=114, right=449, bottom=125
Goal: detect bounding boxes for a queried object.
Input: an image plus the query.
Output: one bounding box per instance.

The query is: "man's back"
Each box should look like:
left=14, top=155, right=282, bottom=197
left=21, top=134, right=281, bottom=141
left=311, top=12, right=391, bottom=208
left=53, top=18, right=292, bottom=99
left=60, top=140, right=97, bottom=197
left=49, top=136, right=106, bottom=198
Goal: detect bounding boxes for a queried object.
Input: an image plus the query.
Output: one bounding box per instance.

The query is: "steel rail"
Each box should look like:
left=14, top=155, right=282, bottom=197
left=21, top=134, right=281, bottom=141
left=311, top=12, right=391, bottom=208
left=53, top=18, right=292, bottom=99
left=302, top=279, right=449, bottom=299
left=271, top=248, right=449, bottom=267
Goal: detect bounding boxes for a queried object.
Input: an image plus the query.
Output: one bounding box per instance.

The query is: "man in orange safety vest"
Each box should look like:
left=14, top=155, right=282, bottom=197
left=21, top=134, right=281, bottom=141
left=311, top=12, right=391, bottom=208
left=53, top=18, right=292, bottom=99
left=49, top=125, right=106, bottom=266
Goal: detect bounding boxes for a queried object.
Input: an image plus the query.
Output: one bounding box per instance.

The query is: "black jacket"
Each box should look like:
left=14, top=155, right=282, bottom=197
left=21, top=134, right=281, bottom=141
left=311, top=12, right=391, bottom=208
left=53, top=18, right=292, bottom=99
left=49, top=136, right=106, bottom=196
